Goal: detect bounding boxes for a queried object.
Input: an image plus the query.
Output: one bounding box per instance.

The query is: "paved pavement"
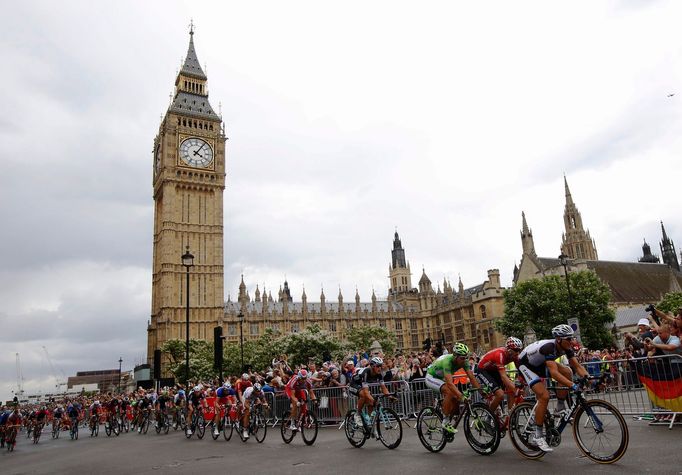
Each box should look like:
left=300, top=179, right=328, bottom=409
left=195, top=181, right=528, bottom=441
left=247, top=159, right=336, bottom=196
left=1, top=420, right=679, bottom=475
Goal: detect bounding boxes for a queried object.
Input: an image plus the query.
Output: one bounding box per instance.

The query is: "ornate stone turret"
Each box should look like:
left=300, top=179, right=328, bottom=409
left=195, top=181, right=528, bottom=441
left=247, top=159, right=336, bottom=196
left=389, top=230, right=413, bottom=295
left=521, top=211, right=536, bottom=257
left=660, top=221, right=680, bottom=271
left=639, top=239, right=660, bottom=263
left=560, top=176, right=598, bottom=260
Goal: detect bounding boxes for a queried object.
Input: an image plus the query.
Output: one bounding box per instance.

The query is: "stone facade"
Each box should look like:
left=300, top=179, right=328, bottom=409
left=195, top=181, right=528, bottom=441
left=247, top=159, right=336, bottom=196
left=223, top=233, right=507, bottom=354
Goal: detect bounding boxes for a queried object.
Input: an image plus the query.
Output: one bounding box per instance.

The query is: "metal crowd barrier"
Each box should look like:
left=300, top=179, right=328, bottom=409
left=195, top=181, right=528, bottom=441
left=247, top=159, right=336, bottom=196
left=260, top=354, right=681, bottom=428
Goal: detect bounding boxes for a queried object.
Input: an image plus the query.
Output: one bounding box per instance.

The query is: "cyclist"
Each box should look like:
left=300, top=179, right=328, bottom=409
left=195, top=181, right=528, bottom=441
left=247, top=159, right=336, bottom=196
left=120, top=396, right=130, bottom=425
left=349, top=356, right=394, bottom=428
left=173, top=387, right=186, bottom=427
left=137, top=393, right=153, bottom=433
left=517, top=324, right=590, bottom=453
left=155, top=389, right=171, bottom=430
left=186, top=384, right=206, bottom=436
left=213, top=382, right=235, bottom=436
left=476, top=337, right=523, bottom=420
left=34, top=405, right=49, bottom=438
left=0, top=405, right=9, bottom=448
left=284, top=369, right=318, bottom=431
left=66, top=400, right=80, bottom=431
left=89, top=400, right=102, bottom=432
left=52, top=404, right=65, bottom=433
left=235, top=374, right=253, bottom=438
left=6, top=406, right=22, bottom=449
left=425, top=343, right=481, bottom=434
left=106, top=396, right=120, bottom=428
left=242, top=382, right=269, bottom=436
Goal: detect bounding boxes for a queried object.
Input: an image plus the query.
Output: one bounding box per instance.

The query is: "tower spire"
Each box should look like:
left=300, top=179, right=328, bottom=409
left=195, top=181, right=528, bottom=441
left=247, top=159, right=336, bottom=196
left=560, top=176, right=598, bottom=260
left=564, top=174, right=574, bottom=206
left=660, top=221, right=680, bottom=271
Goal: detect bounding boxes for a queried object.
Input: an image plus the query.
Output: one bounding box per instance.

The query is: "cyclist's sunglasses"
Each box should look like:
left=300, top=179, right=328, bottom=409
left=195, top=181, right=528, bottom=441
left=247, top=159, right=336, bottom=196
left=561, top=337, right=574, bottom=341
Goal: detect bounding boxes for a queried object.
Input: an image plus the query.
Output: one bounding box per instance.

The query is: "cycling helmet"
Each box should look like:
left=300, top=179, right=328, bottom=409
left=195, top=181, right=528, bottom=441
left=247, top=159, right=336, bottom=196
left=505, top=336, right=523, bottom=351
left=298, top=369, right=309, bottom=379
left=253, top=383, right=262, bottom=391
left=222, top=381, right=231, bottom=389
left=94, top=400, right=100, bottom=405
left=452, top=343, right=470, bottom=356
left=193, top=385, right=202, bottom=392
left=369, top=356, right=384, bottom=367
left=551, top=324, right=574, bottom=338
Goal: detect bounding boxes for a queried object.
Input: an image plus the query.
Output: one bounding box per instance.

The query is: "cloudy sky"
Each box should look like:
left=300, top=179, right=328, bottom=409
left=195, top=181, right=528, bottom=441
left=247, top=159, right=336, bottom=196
left=1, top=0, right=681, bottom=401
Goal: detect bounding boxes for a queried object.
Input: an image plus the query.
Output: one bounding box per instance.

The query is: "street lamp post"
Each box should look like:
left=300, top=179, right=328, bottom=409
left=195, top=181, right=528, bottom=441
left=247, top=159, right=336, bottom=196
left=558, top=253, right=574, bottom=315
left=118, top=357, right=122, bottom=393
left=182, top=246, right=194, bottom=386
left=238, top=311, right=244, bottom=372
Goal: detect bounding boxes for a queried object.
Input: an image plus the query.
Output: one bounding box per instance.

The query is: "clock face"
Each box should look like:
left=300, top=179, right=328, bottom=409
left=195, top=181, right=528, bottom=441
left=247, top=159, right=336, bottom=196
left=154, top=145, right=161, bottom=176
left=179, top=137, right=214, bottom=168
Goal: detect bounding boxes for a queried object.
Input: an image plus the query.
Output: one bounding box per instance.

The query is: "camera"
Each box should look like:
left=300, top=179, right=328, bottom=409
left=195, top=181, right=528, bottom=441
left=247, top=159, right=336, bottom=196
left=645, top=304, right=661, bottom=325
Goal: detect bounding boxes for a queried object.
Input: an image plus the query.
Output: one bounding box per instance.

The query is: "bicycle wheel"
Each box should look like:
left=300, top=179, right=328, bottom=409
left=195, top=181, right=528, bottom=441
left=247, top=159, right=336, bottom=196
left=196, top=416, right=205, bottom=439
left=53, top=425, right=59, bottom=439
left=301, top=412, right=319, bottom=446
left=344, top=410, right=368, bottom=448
left=94, top=422, right=99, bottom=437
left=237, top=420, right=248, bottom=442
left=223, top=416, right=233, bottom=441
left=106, top=420, right=113, bottom=436
left=572, top=399, right=629, bottom=464
left=376, top=407, right=402, bottom=449
left=142, top=416, right=150, bottom=434
left=253, top=412, right=267, bottom=443
left=280, top=411, right=296, bottom=444
left=163, top=415, right=170, bottom=435
left=155, top=417, right=162, bottom=434
left=508, top=401, right=545, bottom=460
left=463, top=402, right=500, bottom=455
left=416, top=406, right=447, bottom=453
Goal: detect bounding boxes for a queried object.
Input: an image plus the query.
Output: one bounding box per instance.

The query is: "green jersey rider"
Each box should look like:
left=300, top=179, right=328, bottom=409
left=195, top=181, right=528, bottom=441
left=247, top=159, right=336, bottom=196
left=425, top=343, right=481, bottom=434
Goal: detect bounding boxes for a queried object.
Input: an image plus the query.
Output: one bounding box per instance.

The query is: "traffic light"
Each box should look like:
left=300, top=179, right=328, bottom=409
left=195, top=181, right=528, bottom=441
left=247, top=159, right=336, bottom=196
left=214, top=326, right=224, bottom=378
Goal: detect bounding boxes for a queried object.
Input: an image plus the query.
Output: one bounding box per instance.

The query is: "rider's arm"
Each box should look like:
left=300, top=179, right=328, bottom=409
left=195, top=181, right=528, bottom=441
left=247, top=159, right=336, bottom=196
left=567, top=357, right=590, bottom=379
left=498, top=366, right=516, bottom=392
left=546, top=360, right=574, bottom=387
left=465, top=369, right=481, bottom=390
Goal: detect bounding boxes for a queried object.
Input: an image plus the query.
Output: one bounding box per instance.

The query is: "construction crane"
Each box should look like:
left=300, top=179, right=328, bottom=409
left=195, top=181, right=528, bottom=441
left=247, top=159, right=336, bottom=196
left=43, top=346, right=67, bottom=391
left=15, top=353, right=25, bottom=398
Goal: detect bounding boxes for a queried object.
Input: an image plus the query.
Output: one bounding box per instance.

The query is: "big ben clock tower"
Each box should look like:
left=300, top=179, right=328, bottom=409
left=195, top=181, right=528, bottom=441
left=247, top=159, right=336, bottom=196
left=147, top=27, right=226, bottom=371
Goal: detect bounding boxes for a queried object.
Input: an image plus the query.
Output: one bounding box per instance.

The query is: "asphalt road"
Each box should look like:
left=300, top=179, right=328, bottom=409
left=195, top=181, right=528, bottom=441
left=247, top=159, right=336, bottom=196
left=1, top=419, right=679, bottom=475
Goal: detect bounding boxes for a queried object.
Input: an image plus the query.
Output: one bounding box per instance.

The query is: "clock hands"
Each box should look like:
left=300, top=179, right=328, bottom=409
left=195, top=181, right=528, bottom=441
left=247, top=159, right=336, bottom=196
left=192, top=143, right=207, bottom=157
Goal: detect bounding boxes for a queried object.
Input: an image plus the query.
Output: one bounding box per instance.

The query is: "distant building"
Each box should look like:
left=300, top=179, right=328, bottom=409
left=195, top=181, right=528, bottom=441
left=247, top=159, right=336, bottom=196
left=67, top=369, right=121, bottom=393
left=515, top=179, right=682, bottom=308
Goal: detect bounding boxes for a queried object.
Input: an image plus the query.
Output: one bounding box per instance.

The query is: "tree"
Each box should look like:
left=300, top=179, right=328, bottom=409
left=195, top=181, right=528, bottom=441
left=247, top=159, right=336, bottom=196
left=279, top=324, right=344, bottom=366
left=495, top=271, right=615, bottom=349
left=160, top=339, right=215, bottom=382
left=657, top=292, right=682, bottom=314
left=344, top=326, right=397, bottom=356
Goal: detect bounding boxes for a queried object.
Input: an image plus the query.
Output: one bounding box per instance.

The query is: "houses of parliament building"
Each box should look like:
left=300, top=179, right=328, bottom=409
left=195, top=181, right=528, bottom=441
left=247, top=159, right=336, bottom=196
left=145, top=30, right=506, bottom=369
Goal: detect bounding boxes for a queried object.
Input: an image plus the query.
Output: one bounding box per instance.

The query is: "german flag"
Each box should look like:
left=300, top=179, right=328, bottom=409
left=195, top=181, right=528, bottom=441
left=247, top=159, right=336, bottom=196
left=634, top=359, right=682, bottom=412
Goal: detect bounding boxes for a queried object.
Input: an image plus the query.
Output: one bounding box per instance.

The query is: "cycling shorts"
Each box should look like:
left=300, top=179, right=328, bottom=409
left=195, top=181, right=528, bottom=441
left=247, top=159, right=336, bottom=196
left=217, top=396, right=230, bottom=406
left=284, top=387, right=307, bottom=401
left=476, top=368, right=503, bottom=392
left=425, top=373, right=446, bottom=392
left=517, top=364, right=546, bottom=388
